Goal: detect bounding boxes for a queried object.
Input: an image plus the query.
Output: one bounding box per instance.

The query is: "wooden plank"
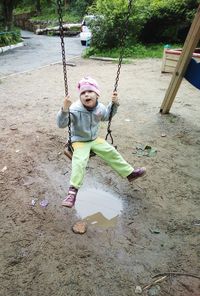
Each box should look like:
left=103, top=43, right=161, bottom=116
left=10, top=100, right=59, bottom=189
left=165, top=54, right=180, bottom=61
left=161, top=49, right=167, bottom=72
left=160, top=5, right=200, bottom=113
left=162, top=48, right=200, bottom=73
left=162, top=54, right=200, bottom=73
left=163, top=66, right=177, bottom=73
left=165, top=59, right=179, bottom=67
left=161, top=50, right=179, bottom=72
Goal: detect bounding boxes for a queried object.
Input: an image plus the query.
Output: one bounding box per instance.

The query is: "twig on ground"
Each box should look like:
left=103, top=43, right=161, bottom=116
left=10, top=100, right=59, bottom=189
left=153, top=272, right=200, bottom=280
left=143, top=276, right=167, bottom=290
left=143, top=272, right=200, bottom=291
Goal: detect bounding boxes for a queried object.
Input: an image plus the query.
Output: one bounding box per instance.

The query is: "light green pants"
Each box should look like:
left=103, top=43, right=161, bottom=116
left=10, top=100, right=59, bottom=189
left=70, top=137, right=133, bottom=189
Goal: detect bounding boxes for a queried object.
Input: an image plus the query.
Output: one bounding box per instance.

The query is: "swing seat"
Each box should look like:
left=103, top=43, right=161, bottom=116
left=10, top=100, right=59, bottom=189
left=64, top=143, right=73, bottom=160
left=64, top=143, right=96, bottom=160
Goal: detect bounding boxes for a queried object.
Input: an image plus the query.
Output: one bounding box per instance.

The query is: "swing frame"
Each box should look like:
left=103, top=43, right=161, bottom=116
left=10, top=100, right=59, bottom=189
left=160, top=4, right=200, bottom=114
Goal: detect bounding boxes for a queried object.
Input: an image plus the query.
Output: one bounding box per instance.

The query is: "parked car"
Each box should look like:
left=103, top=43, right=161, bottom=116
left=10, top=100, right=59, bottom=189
left=80, top=15, right=96, bottom=46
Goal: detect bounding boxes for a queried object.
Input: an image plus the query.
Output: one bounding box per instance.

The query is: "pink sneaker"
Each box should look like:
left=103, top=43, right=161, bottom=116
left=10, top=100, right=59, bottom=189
left=62, top=186, right=78, bottom=208
left=127, top=167, right=146, bottom=182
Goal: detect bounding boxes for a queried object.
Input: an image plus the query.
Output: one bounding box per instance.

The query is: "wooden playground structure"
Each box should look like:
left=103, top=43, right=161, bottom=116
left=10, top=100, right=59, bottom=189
left=160, top=4, right=200, bottom=114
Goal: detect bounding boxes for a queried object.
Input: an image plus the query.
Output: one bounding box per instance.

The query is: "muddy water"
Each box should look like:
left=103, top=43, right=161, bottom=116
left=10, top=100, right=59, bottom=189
left=75, top=188, right=123, bottom=228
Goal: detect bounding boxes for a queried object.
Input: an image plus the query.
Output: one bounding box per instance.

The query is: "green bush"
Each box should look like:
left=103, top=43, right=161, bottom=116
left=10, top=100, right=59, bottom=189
left=89, top=0, right=142, bottom=50
left=88, top=0, right=199, bottom=50
left=138, top=0, right=200, bottom=43
left=0, top=30, right=22, bottom=47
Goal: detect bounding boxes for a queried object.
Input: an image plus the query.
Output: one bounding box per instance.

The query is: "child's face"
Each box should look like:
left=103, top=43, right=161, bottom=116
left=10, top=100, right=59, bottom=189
left=80, top=91, right=98, bottom=109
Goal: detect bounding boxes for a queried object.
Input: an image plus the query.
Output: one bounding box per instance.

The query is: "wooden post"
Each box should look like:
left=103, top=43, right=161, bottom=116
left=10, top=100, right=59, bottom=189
left=160, top=5, right=200, bottom=114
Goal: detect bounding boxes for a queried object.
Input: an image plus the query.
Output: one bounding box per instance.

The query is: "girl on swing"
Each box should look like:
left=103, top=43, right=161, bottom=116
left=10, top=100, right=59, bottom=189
left=57, top=76, right=146, bottom=208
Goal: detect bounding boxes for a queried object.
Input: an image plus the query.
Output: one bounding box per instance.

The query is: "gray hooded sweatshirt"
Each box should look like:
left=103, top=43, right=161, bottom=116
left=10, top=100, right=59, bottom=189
left=57, top=100, right=119, bottom=143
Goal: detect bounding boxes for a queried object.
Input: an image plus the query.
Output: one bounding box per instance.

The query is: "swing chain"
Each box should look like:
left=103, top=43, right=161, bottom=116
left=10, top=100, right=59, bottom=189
left=57, top=0, right=68, bottom=97
left=106, top=0, right=133, bottom=144
left=114, top=0, right=133, bottom=92
left=105, top=104, right=114, bottom=144
left=57, top=0, right=73, bottom=151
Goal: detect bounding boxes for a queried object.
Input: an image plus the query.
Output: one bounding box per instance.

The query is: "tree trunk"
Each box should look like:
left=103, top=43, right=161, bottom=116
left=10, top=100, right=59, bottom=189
left=2, top=0, right=15, bottom=31
left=35, top=0, right=41, bottom=14
left=64, top=0, right=70, bottom=7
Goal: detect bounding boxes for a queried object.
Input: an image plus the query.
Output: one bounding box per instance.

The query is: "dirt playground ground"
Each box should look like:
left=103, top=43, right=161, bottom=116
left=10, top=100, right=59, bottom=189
left=0, top=58, right=200, bottom=296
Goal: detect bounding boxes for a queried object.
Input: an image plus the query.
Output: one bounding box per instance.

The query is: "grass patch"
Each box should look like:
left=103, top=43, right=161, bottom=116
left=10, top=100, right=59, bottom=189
left=14, top=6, right=34, bottom=15
left=84, top=43, right=183, bottom=59
left=14, top=5, right=81, bottom=24
left=31, top=10, right=80, bottom=23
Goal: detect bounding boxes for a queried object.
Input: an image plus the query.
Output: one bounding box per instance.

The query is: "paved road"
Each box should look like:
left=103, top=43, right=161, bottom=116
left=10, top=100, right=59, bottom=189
left=0, top=30, right=84, bottom=78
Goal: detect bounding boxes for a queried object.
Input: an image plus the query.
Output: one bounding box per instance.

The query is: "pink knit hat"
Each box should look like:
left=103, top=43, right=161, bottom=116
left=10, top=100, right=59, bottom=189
left=77, top=77, right=100, bottom=96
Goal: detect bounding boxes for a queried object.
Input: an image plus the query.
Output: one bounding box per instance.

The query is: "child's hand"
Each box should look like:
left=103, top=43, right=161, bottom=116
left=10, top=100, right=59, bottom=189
left=63, top=95, right=72, bottom=112
left=112, top=91, right=119, bottom=105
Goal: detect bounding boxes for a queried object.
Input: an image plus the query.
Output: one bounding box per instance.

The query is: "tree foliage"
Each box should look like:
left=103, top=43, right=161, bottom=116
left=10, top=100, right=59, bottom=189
left=138, top=0, right=200, bottom=43
left=70, top=0, right=94, bottom=16
left=89, top=0, right=200, bottom=49
left=1, top=0, right=199, bottom=47
left=0, top=0, right=43, bottom=30
left=89, top=0, right=140, bottom=49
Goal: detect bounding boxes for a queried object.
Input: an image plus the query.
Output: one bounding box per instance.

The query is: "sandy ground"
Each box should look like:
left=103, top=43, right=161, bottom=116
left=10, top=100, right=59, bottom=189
left=0, top=58, right=200, bottom=296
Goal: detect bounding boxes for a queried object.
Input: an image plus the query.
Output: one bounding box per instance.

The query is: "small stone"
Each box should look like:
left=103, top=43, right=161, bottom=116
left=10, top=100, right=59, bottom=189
left=72, top=221, right=87, bottom=234
left=148, top=285, right=161, bottom=296
left=135, top=285, right=142, bottom=294
left=31, top=199, right=37, bottom=206
left=39, top=199, right=49, bottom=208
left=1, top=166, right=7, bottom=173
left=10, top=124, right=18, bottom=130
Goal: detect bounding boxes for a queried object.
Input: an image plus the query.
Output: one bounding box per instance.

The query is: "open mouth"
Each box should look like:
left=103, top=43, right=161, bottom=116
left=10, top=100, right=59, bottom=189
left=85, top=98, right=92, bottom=102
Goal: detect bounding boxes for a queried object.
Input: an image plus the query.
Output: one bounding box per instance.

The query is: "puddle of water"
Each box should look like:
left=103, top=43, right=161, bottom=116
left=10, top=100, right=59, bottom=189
left=75, top=188, right=123, bottom=228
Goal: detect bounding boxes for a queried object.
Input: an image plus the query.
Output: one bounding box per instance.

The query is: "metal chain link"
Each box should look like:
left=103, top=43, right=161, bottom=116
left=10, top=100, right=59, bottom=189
left=57, top=0, right=68, bottom=96
left=57, top=0, right=73, bottom=151
left=114, top=0, right=133, bottom=91
left=106, top=0, right=133, bottom=144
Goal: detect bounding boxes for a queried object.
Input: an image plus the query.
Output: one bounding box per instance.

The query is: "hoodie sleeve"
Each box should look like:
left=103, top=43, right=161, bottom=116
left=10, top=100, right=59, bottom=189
left=101, top=102, right=119, bottom=121
left=56, top=108, right=70, bottom=128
